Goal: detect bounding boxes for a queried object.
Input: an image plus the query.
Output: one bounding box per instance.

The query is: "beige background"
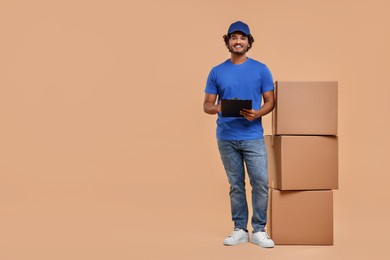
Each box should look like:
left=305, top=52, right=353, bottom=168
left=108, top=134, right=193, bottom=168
left=1, top=0, right=389, bottom=259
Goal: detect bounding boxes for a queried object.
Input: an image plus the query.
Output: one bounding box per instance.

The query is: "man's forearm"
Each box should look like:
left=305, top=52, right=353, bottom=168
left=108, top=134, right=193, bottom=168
left=256, top=101, right=275, bottom=118
left=204, top=103, right=220, bottom=115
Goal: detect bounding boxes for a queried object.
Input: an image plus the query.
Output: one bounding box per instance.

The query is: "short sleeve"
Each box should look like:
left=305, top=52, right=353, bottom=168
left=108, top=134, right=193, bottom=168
left=204, top=68, right=218, bottom=94
left=261, top=65, right=274, bottom=93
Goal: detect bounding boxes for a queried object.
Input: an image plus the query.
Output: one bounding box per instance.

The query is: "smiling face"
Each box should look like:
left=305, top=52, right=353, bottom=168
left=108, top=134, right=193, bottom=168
left=227, top=32, right=250, bottom=55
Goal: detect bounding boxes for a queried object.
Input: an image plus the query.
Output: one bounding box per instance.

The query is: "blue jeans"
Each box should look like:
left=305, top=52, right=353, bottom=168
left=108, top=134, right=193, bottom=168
left=217, top=139, right=269, bottom=233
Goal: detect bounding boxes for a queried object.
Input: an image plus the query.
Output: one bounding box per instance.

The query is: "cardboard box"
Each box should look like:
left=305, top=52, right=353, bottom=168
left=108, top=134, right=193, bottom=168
left=267, top=189, right=333, bottom=245
left=265, top=135, right=338, bottom=190
left=272, top=81, right=338, bottom=135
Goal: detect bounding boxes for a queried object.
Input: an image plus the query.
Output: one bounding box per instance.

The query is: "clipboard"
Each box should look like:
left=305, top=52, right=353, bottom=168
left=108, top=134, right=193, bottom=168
left=221, top=99, right=252, bottom=117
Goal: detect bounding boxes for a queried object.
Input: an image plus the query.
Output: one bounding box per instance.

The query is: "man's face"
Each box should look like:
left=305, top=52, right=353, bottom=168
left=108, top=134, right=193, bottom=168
left=227, top=32, right=250, bottom=54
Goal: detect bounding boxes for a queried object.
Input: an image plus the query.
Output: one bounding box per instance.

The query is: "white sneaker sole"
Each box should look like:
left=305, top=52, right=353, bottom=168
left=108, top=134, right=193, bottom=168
left=251, top=240, right=275, bottom=248
left=223, top=237, right=249, bottom=246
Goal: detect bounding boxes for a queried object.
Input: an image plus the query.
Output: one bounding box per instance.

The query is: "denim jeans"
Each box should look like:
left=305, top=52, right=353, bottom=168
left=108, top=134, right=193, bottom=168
left=217, top=139, right=269, bottom=233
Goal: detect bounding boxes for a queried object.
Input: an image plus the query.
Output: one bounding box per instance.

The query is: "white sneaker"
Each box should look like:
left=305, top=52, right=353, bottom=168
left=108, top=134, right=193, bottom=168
left=223, top=228, right=249, bottom=246
left=251, top=231, right=275, bottom=248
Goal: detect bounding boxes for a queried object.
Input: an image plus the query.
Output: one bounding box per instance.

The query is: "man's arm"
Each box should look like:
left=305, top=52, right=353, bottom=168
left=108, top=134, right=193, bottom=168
left=240, top=90, right=275, bottom=121
left=203, top=93, right=221, bottom=115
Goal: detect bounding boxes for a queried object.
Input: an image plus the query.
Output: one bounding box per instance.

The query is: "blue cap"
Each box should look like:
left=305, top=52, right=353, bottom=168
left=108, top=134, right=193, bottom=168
left=227, top=21, right=250, bottom=35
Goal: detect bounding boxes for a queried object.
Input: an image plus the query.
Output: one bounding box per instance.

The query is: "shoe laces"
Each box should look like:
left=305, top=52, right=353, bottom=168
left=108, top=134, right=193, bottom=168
left=229, top=228, right=243, bottom=238
left=254, top=231, right=271, bottom=240
left=260, top=231, right=271, bottom=240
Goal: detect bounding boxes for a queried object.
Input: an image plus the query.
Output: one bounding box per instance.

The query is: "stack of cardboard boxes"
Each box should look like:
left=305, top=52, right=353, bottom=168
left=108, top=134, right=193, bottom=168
left=265, top=81, right=338, bottom=245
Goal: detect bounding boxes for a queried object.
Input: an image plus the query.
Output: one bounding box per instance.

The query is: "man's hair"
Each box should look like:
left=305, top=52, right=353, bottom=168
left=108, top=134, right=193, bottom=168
left=223, top=33, right=255, bottom=51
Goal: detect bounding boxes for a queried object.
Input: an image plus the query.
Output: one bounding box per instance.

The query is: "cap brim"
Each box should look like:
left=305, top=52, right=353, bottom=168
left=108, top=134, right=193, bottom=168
left=228, top=30, right=249, bottom=35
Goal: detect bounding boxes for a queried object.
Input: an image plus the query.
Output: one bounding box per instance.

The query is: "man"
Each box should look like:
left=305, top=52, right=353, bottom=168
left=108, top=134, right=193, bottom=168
left=203, top=21, right=275, bottom=248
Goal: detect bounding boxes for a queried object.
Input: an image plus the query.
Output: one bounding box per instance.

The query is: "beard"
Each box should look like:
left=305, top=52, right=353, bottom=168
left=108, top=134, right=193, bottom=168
left=228, top=45, right=248, bottom=55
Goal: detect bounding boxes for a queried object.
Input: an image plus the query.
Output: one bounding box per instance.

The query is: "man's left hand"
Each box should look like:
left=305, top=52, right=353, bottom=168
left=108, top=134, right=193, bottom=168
left=240, top=109, right=259, bottom=121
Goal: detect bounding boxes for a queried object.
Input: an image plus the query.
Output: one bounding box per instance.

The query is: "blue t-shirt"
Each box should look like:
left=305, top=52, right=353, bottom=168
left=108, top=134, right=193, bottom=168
left=205, top=58, right=274, bottom=140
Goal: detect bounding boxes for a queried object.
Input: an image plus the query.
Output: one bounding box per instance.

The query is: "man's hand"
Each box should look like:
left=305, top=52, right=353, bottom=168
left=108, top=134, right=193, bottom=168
left=204, top=93, right=221, bottom=115
left=240, top=90, right=275, bottom=121
left=240, top=109, right=259, bottom=121
left=217, top=103, right=221, bottom=113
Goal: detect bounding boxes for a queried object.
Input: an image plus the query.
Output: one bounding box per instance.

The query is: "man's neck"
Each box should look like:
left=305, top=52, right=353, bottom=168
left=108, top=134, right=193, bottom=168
left=230, top=54, right=248, bottom=65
